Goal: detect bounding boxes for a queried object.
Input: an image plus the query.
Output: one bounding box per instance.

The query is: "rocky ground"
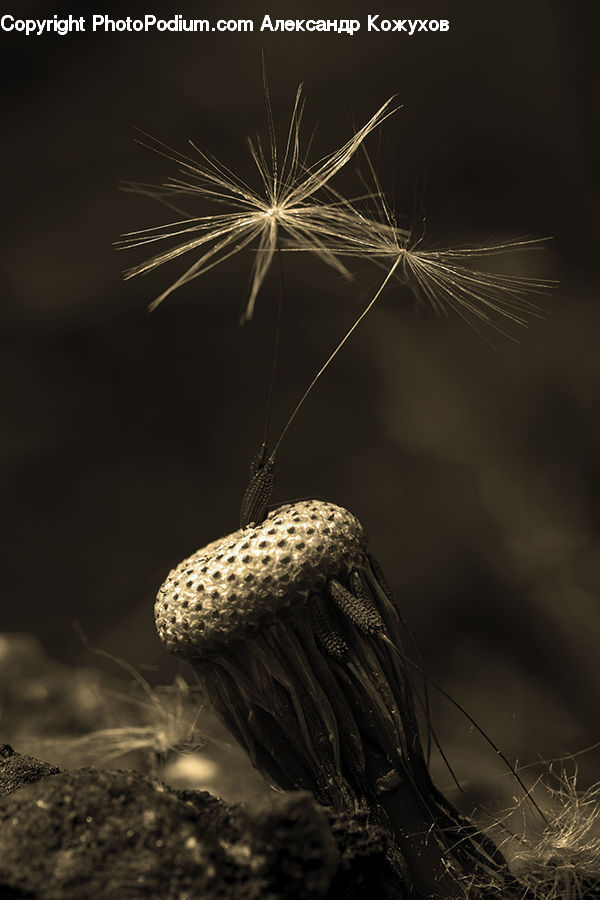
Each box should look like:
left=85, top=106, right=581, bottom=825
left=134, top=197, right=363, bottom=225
left=0, top=634, right=408, bottom=898
left=3, top=633, right=600, bottom=899
left=0, top=744, right=406, bottom=899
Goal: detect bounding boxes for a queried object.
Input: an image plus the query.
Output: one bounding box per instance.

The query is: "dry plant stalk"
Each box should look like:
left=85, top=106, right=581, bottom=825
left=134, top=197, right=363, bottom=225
left=155, top=499, right=523, bottom=898
left=121, top=82, right=595, bottom=898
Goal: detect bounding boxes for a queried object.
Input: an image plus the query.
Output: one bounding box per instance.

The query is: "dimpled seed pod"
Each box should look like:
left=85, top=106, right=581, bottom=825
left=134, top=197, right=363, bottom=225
left=155, top=499, right=521, bottom=899
left=156, top=501, right=365, bottom=655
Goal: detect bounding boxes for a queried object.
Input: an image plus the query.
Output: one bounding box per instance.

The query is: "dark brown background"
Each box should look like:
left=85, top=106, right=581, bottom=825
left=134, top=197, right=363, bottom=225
left=1, top=0, right=598, bottom=787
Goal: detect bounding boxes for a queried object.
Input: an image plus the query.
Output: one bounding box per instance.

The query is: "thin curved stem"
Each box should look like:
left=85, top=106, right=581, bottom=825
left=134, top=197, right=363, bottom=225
left=271, top=254, right=402, bottom=458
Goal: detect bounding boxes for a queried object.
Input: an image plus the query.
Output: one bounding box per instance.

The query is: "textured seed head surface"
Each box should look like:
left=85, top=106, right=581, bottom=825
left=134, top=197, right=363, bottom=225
left=155, top=500, right=367, bottom=657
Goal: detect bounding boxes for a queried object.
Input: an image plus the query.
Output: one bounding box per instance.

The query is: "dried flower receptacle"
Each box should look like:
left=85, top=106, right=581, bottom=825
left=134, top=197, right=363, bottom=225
left=155, top=499, right=521, bottom=897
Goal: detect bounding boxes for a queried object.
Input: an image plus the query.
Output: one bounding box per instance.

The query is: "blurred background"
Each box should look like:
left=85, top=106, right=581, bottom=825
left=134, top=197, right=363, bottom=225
left=1, top=0, right=598, bottom=805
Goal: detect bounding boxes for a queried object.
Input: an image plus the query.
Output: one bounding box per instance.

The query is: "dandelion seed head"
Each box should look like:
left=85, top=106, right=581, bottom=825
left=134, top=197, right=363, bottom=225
left=155, top=500, right=522, bottom=892
left=119, top=89, right=399, bottom=319
left=155, top=500, right=366, bottom=656
left=284, top=145, right=556, bottom=338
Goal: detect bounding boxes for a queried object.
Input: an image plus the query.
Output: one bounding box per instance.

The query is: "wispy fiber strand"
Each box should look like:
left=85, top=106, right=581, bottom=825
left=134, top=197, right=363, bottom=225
left=117, top=88, right=400, bottom=319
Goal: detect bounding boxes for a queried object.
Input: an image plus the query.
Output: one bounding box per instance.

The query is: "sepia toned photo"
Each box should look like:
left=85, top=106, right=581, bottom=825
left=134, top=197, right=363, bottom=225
left=1, top=2, right=598, bottom=896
